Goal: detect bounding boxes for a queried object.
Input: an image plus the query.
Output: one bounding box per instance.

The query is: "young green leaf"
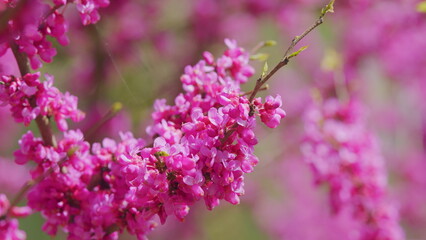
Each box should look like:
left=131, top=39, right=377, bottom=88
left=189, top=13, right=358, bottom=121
left=154, top=151, right=170, bottom=157
left=262, top=62, right=269, bottom=78
left=288, top=46, right=309, bottom=58
left=321, top=0, right=335, bottom=15
left=112, top=102, right=123, bottom=113
left=250, top=53, right=269, bottom=61
left=264, top=40, right=277, bottom=47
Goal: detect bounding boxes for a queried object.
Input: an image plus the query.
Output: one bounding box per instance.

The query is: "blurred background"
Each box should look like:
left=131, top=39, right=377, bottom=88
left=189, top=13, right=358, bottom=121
left=1, top=0, right=426, bottom=239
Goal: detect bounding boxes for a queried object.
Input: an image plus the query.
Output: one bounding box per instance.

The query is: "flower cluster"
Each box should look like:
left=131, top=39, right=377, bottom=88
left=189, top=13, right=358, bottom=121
left=71, top=0, right=110, bottom=25
left=15, top=130, right=96, bottom=237
left=0, top=0, right=110, bottom=69
left=11, top=41, right=285, bottom=239
left=256, top=95, right=286, bottom=128
left=147, top=39, right=285, bottom=211
left=0, top=194, right=31, bottom=240
left=1, top=0, right=67, bottom=69
left=301, top=98, right=403, bottom=240
left=0, top=72, right=84, bottom=130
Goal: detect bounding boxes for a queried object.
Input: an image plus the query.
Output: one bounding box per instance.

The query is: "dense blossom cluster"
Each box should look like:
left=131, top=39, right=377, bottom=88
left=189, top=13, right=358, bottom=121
left=0, top=72, right=84, bottom=130
left=6, top=41, right=286, bottom=239
left=146, top=38, right=285, bottom=211
left=301, top=98, right=403, bottom=240
left=0, top=0, right=110, bottom=69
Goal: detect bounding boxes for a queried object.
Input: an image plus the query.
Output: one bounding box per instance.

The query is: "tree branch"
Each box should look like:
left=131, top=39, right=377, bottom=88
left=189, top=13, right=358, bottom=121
left=247, top=0, right=335, bottom=108
left=10, top=42, right=57, bottom=147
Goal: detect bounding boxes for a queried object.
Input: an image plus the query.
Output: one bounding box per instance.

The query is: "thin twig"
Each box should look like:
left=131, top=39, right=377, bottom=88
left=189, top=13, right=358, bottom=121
left=84, top=102, right=123, bottom=142
left=242, top=85, right=269, bottom=96
left=41, top=4, right=63, bottom=23
left=10, top=42, right=57, bottom=147
left=1, top=0, right=64, bottom=36
left=250, top=40, right=277, bottom=54
left=1, top=4, right=66, bottom=220
left=250, top=41, right=266, bottom=54
left=9, top=42, right=30, bottom=76
left=0, top=0, right=28, bottom=34
left=247, top=0, right=334, bottom=106
left=219, top=1, right=334, bottom=144
left=220, top=123, right=238, bottom=145
left=333, top=68, right=349, bottom=103
left=94, top=25, right=140, bottom=104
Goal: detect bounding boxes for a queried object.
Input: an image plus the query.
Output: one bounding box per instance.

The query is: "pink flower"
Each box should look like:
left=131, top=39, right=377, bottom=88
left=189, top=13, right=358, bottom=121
left=7, top=40, right=285, bottom=240
left=0, top=73, right=84, bottom=130
left=0, top=194, right=28, bottom=240
left=302, top=98, right=403, bottom=240
left=75, top=0, right=110, bottom=25
left=258, top=95, right=287, bottom=128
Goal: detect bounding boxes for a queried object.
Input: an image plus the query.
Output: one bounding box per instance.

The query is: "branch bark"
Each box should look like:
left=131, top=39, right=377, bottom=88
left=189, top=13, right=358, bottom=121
left=10, top=42, right=57, bottom=147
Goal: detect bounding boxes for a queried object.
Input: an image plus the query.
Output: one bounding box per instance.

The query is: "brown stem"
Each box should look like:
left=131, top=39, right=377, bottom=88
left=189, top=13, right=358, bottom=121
left=84, top=102, right=123, bottom=142
left=247, top=1, right=334, bottom=107
left=9, top=42, right=30, bottom=76
left=10, top=42, right=57, bottom=147
left=1, top=4, right=65, bottom=220
left=34, top=114, right=57, bottom=147
left=242, top=85, right=269, bottom=96
left=0, top=0, right=28, bottom=34
left=1, top=0, right=64, bottom=36
left=333, top=68, right=349, bottom=103
left=220, top=123, right=238, bottom=145
left=85, top=25, right=108, bottom=105
left=218, top=1, right=333, bottom=144
left=250, top=41, right=266, bottom=54
left=105, top=224, right=120, bottom=236
left=250, top=40, right=277, bottom=54
left=41, top=4, right=63, bottom=23
left=6, top=2, right=71, bottom=147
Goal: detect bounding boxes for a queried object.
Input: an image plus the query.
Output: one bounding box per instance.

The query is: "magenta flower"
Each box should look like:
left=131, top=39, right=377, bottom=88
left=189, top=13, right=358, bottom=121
left=302, top=98, right=403, bottom=240
left=9, top=39, right=286, bottom=239
left=0, top=194, right=29, bottom=240
left=0, top=73, right=84, bottom=130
